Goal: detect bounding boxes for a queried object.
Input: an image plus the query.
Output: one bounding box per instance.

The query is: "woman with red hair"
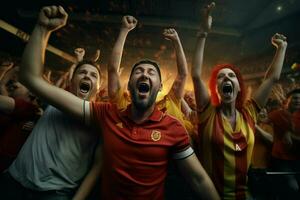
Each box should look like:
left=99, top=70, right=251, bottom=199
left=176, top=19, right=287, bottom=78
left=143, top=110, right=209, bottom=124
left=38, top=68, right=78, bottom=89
left=191, top=2, right=288, bottom=200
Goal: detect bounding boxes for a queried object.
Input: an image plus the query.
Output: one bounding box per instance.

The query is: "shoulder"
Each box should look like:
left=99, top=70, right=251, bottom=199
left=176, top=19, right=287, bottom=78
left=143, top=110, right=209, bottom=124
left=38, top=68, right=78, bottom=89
left=91, top=101, right=116, bottom=111
left=163, top=113, right=187, bottom=132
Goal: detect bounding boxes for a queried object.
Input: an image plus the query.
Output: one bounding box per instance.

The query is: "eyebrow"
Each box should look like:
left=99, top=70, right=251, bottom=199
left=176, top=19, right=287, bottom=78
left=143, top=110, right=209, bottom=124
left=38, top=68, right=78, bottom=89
left=134, top=67, right=143, bottom=71
left=78, top=69, right=87, bottom=72
left=148, top=68, right=157, bottom=73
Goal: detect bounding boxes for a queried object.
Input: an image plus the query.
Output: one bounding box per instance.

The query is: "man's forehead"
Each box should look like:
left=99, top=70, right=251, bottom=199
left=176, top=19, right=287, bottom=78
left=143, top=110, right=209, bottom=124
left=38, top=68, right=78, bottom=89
left=77, top=64, right=98, bottom=72
left=134, top=63, right=158, bottom=71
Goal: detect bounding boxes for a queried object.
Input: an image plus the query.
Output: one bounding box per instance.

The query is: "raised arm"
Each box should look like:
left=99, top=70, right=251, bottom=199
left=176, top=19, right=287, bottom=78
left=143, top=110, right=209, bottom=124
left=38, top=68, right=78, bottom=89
left=181, top=98, right=193, bottom=119
left=253, top=33, right=287, bottom=107
left=0, top=61, right=14, bottom=81
left=108, top=16, right=137, bottom=99
left=176, top=154, right=220, bottom=200
left=163, top=28, right=188, bottom=99
left=20, top=6, right=86, bottom=121
left=67, top=47, right=85, bottom=82
left=192, top=2, right=215, bottom=111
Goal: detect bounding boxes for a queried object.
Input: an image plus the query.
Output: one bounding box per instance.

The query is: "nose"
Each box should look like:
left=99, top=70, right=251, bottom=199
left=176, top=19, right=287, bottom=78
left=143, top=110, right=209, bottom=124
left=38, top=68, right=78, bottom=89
left=83, top=73, right=91, bottom=79
left=140, top=72, right=150, bottom=79
left=223, top=75, right=230, bottom=81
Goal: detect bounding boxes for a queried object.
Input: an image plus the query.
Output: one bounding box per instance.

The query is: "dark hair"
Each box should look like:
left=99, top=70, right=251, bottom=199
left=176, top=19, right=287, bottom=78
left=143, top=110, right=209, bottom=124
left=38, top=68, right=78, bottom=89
left=129, top=59, right=161, bottom=81
left=209, top=64, right=246, bottom=110
left=72, top=60, right=102, bottom=79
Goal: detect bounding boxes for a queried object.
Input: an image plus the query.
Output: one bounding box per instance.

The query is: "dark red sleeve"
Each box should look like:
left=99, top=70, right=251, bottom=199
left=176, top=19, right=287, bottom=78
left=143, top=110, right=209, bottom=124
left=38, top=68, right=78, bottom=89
left=171, top=120, right=193, bottom=160
left=90, top=101, right=113, bottom=126
left=11, top=98, right=38, bottom=120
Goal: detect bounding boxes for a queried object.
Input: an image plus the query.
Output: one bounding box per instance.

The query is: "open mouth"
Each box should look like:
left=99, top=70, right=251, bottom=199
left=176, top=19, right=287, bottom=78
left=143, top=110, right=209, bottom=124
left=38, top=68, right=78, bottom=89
left=138, top=83, right=150, bottom=93
left=80, top=82, right=91, bottom=94
left=222, top=84, right=233, bottom=96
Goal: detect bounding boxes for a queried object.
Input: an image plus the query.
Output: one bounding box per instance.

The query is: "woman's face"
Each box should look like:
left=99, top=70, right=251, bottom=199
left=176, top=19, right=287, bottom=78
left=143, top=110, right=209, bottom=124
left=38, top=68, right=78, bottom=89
left=216, top=68, right=240, bottom=104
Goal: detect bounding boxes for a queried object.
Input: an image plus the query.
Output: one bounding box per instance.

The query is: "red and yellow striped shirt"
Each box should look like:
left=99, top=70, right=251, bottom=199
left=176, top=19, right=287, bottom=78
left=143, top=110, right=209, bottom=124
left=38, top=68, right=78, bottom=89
left=196, top=100, right=259, bottom=200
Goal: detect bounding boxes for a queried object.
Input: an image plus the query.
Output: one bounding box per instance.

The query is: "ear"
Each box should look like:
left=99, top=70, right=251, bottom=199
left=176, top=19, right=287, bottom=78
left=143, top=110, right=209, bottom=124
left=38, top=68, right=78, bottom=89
left=159, top=83, right=163, bottom=91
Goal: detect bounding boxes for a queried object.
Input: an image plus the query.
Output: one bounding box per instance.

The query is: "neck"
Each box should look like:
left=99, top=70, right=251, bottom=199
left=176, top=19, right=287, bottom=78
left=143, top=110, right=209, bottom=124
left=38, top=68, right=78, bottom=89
left=220, top=101, right=236, bottom=117
left=220, top=101, right=237, bottom=130
left=131, top=103, right=156, bottom=124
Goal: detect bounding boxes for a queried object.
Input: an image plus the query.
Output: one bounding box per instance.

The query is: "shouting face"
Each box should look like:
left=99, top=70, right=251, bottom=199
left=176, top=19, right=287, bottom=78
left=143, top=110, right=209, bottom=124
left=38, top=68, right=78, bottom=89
left=128, top=63, right=162, bottom=110
left=70, top=64, right=100, bottom=100
left=216, top=68, right=240, bottom=104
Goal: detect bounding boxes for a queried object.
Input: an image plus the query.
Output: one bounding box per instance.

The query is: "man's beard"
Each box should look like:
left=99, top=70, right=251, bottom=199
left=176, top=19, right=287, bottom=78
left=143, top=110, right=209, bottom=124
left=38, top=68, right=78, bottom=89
left=130, top=87, right=158, bottom=110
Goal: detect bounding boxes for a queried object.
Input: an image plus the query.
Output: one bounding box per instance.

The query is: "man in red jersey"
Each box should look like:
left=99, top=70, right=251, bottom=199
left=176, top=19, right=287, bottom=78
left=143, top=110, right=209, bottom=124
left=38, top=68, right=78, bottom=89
left=18, top=5, right=219, bottom=200
left=268, top=88, right=300, bottom=200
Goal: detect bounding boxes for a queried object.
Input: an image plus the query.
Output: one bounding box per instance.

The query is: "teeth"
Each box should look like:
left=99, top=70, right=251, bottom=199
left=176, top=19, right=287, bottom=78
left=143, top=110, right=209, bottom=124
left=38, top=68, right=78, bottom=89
left=223, top=85, right=232, bottom=93
left=80, top=82, right=90, bottom=93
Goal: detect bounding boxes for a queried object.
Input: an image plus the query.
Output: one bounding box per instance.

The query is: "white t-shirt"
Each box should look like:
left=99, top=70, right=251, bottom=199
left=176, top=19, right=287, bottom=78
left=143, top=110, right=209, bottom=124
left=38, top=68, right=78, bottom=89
left=9, top=105, right=100, bottom=191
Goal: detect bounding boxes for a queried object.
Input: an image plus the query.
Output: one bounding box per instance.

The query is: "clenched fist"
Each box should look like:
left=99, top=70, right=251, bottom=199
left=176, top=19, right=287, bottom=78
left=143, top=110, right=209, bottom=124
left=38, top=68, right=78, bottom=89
left=121, top=16, right=138, bottom=31
left=38, top=5, right=68, bottom=32
left=200, top=2, right=215, bottom=32
left=163, top=28, right=179, bottom=41
left=271, top=33, right=288, bottom=49
left=74, top=48, right=85, bottom=62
